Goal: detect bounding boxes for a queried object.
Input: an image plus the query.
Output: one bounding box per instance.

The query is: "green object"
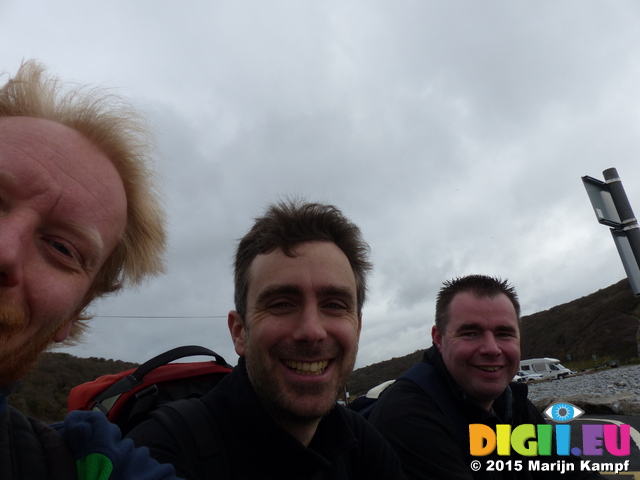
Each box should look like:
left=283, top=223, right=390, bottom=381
left=76, top=453, right=114, bottom=480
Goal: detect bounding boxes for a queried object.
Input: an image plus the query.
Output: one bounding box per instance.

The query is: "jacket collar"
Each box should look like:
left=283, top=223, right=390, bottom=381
left=423, top=345, right=520, bottom=423
left=206, top=357, right=359, bottom=476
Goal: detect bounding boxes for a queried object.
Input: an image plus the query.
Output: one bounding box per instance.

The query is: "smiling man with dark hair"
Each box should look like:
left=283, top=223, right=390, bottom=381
left=128, top=200, right=405, bottom=480
left=369, top=275, right=602, bottom=480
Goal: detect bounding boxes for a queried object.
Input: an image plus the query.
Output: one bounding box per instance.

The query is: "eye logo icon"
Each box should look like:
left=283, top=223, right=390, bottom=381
left=543, top=402, right=585, bottom=422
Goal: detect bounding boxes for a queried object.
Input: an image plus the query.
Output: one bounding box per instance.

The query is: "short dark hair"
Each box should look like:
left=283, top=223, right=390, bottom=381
left=435, top=275, right=520, bottom=333
left=233, top=200, right=372, bottom=320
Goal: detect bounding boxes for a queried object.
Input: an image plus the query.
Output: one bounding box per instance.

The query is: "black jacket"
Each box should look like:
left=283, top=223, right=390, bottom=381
left=368, top=347, right=602, bottom=480
left=0, top=389, right=76, bottom=480
left=128, top=358, right=405, bottom=480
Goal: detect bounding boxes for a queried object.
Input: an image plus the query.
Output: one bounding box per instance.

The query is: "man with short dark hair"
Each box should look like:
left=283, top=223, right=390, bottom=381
left=369, top=275, right=602, bottom=480
left=0, top=60, right=177, bottom=479
left=128, top=200, right=405, bottom=479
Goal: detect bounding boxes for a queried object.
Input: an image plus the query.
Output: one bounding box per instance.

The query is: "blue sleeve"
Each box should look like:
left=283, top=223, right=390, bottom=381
left=59, top=410, right=183, bottom=480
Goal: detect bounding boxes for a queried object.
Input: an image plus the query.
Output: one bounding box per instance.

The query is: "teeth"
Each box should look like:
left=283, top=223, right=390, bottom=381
left=479, top=366, right=501, bottom=372
left=284, top=360, right=329, bottom=375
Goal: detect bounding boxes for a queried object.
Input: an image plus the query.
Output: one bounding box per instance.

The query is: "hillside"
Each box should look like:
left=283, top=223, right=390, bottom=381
left=347, top=349, right=426, bottom=399
left=9, top=353, right=138, bottom=423
left=9, top=278, right=640, bottom=420
left=347, top=278, right=640, bottom=398
left=519, top=278, right=640, bottom=361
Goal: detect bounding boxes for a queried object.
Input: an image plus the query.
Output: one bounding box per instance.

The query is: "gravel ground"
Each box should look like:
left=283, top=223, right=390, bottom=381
left=526, top=364, right=640, bottom=401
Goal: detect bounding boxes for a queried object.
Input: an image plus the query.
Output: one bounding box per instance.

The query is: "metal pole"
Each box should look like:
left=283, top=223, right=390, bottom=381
left=603, top=168, right=640, bottom=269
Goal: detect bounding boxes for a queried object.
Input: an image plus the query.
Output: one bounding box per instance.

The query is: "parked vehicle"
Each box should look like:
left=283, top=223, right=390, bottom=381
left=519, top=358, right=574, bottom=380
left=512, top=370, right=544, bottom=383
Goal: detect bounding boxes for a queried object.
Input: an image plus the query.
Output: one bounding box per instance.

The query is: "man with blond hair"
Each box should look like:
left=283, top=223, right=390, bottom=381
left=0, top=60, right=178, bottom=479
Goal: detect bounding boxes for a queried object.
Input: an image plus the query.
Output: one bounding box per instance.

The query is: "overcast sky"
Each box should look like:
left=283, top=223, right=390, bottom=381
left=2, top=1, right=639, bottom=370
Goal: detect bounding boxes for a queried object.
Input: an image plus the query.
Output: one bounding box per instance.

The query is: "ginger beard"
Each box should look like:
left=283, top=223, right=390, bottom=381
left=0, top=296, right=74, bottom=387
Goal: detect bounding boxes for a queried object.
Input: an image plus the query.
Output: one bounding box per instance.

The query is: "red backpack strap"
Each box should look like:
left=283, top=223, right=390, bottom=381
left=86, top=346, right=231, bottom=416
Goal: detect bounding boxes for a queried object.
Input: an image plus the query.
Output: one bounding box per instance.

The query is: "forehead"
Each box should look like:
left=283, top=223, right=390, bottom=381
left=0, top=116, right=127, bottom=259
left=246, top=241, right=357, bottom=299
left=447, top=292, right=519, bottom=332
left=0, top=117, right=111, bottom=181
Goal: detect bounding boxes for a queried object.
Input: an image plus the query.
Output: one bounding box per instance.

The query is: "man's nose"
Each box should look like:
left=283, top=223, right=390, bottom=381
left=292, top=305, right=328, bottom=345
left=479, top=332, right=502, bottom=356
left=0, top=216, right=26, bottom=288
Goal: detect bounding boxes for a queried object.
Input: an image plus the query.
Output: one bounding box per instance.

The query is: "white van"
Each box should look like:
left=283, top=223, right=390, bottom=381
left=519, top=358, right=573, bottom=380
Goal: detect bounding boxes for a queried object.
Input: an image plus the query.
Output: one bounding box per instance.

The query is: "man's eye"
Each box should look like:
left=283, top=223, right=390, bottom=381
left=325, top=303, right=346, bottom=309
left=50, top=240, right=75, bottom=258
left=270, top=301, right=293, bottom=309
left=44, top=237, right=83, bottom=270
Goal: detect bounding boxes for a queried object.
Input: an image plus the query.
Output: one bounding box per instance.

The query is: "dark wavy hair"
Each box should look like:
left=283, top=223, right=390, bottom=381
left=233, top=200, right=372, bottom=320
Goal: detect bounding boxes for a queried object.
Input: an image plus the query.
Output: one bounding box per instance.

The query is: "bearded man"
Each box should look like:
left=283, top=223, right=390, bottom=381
left=128, top=200, right=405, bottom=480
left=0, top=60, right=178, bottom=480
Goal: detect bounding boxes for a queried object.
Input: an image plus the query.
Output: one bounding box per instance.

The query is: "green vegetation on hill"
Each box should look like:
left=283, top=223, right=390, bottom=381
left=519, top=278, right=640, bottom=363
left=347, top=349, right=425, bottom=399
left=9, top=352, right=138, bottom=423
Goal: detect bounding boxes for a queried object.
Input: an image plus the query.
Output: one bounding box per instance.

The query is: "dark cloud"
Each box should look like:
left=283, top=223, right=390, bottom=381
left=1, top=0, right=638, bottom=368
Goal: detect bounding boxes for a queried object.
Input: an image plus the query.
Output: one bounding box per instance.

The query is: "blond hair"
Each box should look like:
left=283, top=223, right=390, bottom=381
left=0, top=60, right=167, bottom=341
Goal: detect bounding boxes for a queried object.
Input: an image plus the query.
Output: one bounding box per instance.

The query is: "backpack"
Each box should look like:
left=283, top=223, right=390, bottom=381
left=68, top=345, right=232, bottom=437
left=349, top=362, right=468, bottom=449
left=69, top=345, right=235, bottom=477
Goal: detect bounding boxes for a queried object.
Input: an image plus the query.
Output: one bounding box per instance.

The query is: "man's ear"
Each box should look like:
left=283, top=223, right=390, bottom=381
left=53, top=316, right=77, bottom=343
left=431, top=325, right=443, bottom=352
left=228, top=311, right=246, bottom=356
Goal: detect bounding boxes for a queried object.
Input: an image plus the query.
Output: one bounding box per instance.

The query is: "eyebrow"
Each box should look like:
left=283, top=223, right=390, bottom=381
left=256, top=285, right=301, bottom=301
left=61, top=220, right=105, bottom=270
left=315, top=285, right=356, bottom=302
left=454, top=322, right=519, bottom=334
left=0, top=168, right=106, bottom=270
left=255, top=284, right=356, bottom=305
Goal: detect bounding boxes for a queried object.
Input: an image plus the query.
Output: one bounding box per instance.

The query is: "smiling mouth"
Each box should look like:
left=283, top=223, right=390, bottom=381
left=284, top=360, right=329, bottom=375
left=476, top=366, right=502, bottom=372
